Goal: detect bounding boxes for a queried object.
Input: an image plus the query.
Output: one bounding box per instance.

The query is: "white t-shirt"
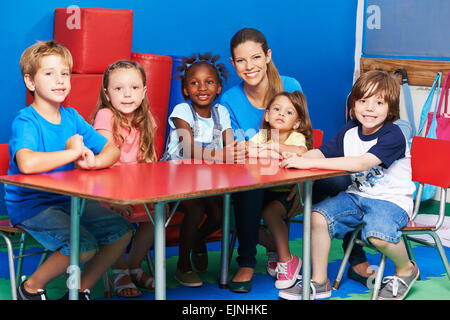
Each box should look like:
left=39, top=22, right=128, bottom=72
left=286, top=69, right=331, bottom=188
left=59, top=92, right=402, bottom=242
left=319, top=119, right=416, bottom=217
left=165, top=102, right=232, bottom=159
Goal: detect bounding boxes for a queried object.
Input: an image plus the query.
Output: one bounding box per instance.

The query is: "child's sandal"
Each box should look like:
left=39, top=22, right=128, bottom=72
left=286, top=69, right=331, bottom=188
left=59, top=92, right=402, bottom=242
left=130, top=268, right=155, bottom=290
left=111, top=269, right=142, bottom=298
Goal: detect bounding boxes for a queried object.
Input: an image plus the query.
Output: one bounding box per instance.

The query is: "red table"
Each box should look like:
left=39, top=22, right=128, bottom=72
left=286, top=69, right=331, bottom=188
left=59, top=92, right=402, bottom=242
left=0, top=159, right=346, bottom=300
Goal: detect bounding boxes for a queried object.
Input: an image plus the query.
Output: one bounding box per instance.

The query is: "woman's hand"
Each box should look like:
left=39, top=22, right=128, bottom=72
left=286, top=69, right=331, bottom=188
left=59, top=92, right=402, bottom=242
left=223, top=140, right=247, bottom=163
left=247, top=141, right=263, bottom=158
left=248, top=143, right=280, bottom=159
left=258, top=148, right=281, bottom=159
left=281, top=151, right=297, bottom=159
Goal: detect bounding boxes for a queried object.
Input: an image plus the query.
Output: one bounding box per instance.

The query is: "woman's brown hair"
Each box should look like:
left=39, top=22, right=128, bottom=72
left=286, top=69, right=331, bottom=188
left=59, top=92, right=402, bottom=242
left=230, top=28, right=283, bottom=107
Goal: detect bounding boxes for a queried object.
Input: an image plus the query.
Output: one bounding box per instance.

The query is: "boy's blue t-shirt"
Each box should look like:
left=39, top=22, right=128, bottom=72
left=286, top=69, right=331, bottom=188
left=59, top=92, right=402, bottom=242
left=220, top=76, right=302, bottom=141
left=5, top=105, right=108, bottom=225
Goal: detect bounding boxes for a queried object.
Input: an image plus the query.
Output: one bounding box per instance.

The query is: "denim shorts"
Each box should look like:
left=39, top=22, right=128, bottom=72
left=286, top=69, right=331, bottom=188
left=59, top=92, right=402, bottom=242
left=17, top=200, right=133, bottom=256
left=313, top=192, right=408, bottom=243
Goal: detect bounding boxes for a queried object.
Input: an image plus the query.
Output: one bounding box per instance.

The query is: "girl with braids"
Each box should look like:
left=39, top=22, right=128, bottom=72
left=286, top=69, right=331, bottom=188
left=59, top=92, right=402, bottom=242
left=163, top=53, right=245, bottom=287
left=92, top=60, right=158, bottom=297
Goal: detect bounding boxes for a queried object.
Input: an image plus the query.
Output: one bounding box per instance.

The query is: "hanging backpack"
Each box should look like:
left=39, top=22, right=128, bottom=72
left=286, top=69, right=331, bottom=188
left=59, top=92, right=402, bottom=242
left=412, top=72, right=442, bottom=201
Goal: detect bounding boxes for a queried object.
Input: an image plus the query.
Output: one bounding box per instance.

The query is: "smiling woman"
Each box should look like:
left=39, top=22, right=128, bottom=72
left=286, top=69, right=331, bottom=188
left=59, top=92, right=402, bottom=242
left=219, top=27, right=303, bottom=293
left=221, top=28, right=302, bottom=143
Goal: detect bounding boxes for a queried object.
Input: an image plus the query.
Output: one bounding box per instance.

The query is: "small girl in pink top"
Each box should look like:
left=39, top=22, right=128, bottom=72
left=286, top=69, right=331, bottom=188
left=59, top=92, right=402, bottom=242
left=93, top=60, right=158, bottom=298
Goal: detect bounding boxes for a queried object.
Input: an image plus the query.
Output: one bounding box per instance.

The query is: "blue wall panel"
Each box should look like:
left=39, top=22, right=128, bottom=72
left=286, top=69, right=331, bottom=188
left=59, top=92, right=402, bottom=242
left=1, top=0, right=357, bottom=143
left=364, top=0, right=450, bottom=59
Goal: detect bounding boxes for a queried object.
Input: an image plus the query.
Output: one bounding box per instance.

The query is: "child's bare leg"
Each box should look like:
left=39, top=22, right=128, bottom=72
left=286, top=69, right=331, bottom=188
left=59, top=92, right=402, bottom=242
left=80, top=231, right=132, bottom=291
left=127, top=222, right=154, bottom=288
left=128, top=222, right=154, bottom=268
left=311, top=211, right=331, bottom=284
left=262, top=201, right=290, bottom=262
left=368, top=237, right=414, bottom=276
left=258, top=226, right=277, bottom=252
left=25, top=250, right=95, bottom=293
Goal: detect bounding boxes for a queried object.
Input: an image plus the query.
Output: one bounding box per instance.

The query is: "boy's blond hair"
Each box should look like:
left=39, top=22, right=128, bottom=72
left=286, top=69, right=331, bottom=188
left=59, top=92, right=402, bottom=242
left=20, top=40, right=73, bottom=88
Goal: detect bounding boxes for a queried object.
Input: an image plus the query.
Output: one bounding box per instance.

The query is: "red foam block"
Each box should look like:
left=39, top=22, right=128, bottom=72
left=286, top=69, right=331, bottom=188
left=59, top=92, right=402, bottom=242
left=54, top=8, right=133, bottom=74
left=131, top=52, right=173, bottom=158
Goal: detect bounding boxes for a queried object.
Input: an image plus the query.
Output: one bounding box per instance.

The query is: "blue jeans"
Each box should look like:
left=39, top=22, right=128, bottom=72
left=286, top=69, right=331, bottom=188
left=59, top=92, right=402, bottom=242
left=314, top=176, right=367, bottom=266
left=17, top=200, right=133, bottom=256
left=313, top=192, right=409, bottom=243
left=233, top=176, right=366, bottom=269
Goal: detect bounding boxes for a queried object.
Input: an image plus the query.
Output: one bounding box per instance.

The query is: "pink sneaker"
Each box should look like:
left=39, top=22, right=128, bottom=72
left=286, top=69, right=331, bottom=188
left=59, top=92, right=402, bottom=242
left=275, top=254, right=302, bottom=289
left=267, top=252, right=278, bottom=278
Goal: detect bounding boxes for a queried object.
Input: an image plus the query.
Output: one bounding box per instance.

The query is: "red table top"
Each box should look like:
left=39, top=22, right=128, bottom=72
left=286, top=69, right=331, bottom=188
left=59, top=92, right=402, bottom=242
left=0, top=160, right=346, bottom=205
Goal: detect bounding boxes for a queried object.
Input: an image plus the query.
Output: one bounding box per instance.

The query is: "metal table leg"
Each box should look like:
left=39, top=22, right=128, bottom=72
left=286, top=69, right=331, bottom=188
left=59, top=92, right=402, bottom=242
left=69, top=196, right=81, bottom=300
left=302, top=181, right=313, bottom=300
left=219, top=193, right=231, bottom=288
left=154, top=201, right=166, bottom=300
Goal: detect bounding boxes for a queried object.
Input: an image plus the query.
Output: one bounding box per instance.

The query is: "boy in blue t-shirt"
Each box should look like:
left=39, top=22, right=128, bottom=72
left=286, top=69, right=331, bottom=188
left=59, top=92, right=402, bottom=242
left=6, top=40, right=133, bottom=300
left=279, top=70, right=418, bottom=300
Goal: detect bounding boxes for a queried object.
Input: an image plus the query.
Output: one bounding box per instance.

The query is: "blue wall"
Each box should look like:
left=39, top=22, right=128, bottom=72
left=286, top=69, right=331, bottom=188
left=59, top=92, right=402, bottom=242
left=1, top=0, right=357, bottom=143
